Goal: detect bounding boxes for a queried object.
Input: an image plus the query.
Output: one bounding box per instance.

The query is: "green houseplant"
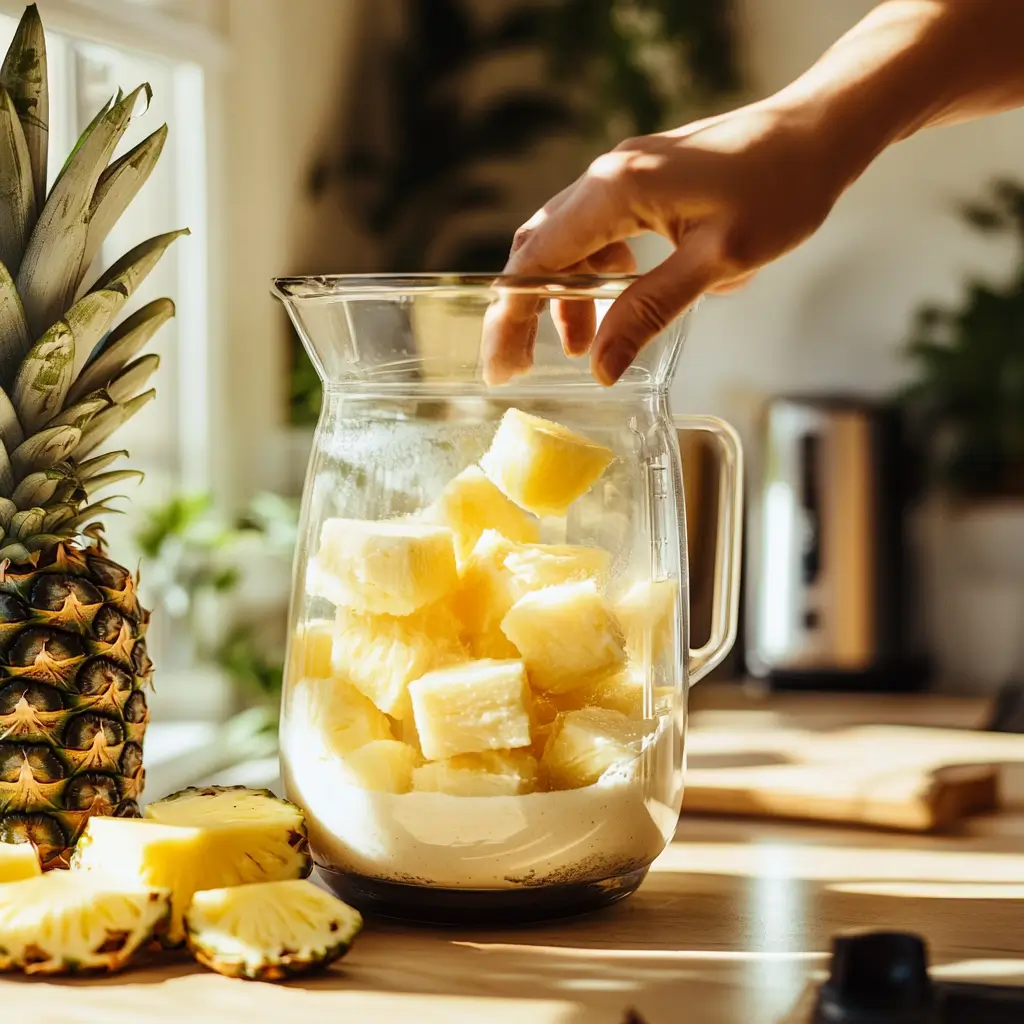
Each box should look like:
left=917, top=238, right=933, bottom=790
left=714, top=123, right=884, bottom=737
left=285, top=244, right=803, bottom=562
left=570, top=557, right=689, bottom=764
left=902, top=178, right=1024, bottom=692
left=902, top=178, right=1024, bottom=499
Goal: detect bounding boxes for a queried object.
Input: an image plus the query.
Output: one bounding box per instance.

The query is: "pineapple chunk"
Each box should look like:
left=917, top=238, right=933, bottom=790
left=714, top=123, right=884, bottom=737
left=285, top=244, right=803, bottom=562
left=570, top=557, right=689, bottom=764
left=480, top=408, right=615, bottom=517
left=425, top=465, right=539, bottom=564
left=185, top=879, right=362, bottom=981
left=313, top=518, right=458, bottom=615
left=289, top=676, right=394, bottom=757
left=503, top=542, right=611, bottom=589
left=290, top=620, right=335, bottom=678
left=413, top=749, right=539, bottom=796
left=541, top=708, right=647, bottom=790
left=0, top=872, right=171, bottom=974
left=615, top=579, right=678, bottom=660
left=500, top=580, right=627, bottom=693
left=0, top=842, right=41, bottom=882
left=332, top=604, right=466, bottom=718
left=468, top=626, right=521, bottom=660
left=341, top=740, right=418, bottom=793
left=584, top=668, right=645, bottom=718
left=449, top=530, right=521, bottom=638
left=450, top=531, right=610, bottom=643
left=408, top=659, right=532, bottom=760
left=73, top=786, right=310, bottom=946
left=548, top=666, right=646, bottom=719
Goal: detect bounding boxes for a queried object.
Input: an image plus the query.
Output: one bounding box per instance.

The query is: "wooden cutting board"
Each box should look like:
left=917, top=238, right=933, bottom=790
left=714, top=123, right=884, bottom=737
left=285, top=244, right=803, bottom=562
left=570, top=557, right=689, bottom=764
left=683, top=721, right=1024, bottom=831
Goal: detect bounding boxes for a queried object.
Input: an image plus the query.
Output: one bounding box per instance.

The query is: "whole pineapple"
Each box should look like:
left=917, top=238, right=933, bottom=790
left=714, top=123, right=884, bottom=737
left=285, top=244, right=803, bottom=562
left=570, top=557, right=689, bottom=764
left=0, top=6, right=185, bottom=868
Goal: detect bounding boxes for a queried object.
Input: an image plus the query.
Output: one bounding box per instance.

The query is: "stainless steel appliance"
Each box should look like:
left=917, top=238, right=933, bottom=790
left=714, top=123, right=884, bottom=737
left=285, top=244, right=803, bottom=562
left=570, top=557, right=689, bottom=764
left=747, top=396, right=925, bottom=689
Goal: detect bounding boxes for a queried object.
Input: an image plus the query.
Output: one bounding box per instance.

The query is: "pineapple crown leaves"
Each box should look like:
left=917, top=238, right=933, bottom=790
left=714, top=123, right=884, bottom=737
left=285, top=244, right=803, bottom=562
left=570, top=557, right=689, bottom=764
left=0, top=5, right=186, bottom=560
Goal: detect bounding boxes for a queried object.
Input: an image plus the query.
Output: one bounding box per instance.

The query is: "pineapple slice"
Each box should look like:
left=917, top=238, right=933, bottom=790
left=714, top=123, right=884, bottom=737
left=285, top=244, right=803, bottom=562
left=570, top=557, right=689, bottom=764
left=341, top=740, right=418, bottom=793
left=73, top=786, right=311, bottom=946
left=500, top=580, right=627, bottom=693
left=0, top=842, right=41, bottom=882
left=289, top=676, right=394, bottom=757
left=0, top=871, right=170, bottom=974
left=480, top=408, right=615, bottom=516
left=332, top=604, right=466, bottom=718
left=541, top=708, right=648, bottom=790
left=313, top=518, right=458, bottom=615
left=425, top=465, right=539, bottom=564
left=290, top=620, right=335, bottom=678
left=615, top=579, right=678, bottom=660
left=408, top=659, right=533, bottom=760
left=185, top=879, right=362, bottom=981
left=413, top=749, right=539, bottom=796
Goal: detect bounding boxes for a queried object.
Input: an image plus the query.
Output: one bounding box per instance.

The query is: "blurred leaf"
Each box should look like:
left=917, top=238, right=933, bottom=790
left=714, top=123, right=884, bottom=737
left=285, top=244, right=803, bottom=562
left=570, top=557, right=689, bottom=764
left=467, top=93, right=578, bottom=161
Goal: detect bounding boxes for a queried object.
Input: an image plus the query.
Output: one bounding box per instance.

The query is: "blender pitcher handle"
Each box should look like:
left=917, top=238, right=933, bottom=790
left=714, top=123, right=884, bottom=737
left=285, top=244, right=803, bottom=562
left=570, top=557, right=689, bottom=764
left=673, top=415, right=744, bottom=684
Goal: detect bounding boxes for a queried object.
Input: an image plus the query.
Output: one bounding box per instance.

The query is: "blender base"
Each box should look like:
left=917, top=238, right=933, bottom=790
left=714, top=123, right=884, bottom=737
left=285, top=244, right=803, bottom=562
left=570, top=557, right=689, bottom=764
left=316, top=866, right=650, bottom=925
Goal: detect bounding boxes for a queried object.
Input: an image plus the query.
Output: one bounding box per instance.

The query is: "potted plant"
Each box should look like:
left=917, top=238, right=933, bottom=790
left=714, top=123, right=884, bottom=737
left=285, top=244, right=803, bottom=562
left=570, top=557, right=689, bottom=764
left=902, top=179, right=1024, bottom=689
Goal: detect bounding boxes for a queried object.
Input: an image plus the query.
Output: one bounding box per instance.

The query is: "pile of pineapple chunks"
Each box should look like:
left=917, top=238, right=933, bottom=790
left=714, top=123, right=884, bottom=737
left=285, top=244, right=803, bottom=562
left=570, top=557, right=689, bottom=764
left=0, top=787, right=361, bottom=980
left=296, top=408, right=677, bottom=796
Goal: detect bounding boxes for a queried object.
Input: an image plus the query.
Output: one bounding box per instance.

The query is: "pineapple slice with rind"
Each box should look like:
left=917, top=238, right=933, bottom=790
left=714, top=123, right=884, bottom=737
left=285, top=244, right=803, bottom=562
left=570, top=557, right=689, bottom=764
left=73, top=786, right=310, bottom=945
left=0, top=871, right=170, bottom=974
left=615, top=579, right=679, bottom=661
left=341, top=739, right=418, bottom=793
left=409, top=659, right=533, bottom=760
left=500, top=580, right=627, bottom=693
left=332, top=603, right=466, bottom=718
left=413, top=749, right=539, bottom=796
left=313, top=519, right=458, bottom=616
left=0, top=841, right=41, bottom=882
left=541, top=707, right=648, bottom=790
left=290, top=620, right=335, bottom=679
left=185, top=878, right=362, bottom=982
left=425, top=465, right=539, bottom=564
left=480, top=409, right=615, bottom=516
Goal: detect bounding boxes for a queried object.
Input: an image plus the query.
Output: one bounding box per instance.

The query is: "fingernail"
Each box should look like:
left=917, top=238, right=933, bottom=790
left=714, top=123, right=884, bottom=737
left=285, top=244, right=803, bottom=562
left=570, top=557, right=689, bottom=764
left=597, top=347, right=633, bottom=386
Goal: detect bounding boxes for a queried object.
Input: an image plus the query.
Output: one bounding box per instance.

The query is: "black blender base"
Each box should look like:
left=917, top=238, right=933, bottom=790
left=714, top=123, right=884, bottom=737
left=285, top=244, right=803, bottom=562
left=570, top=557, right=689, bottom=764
left=316, top=865, right=649, bottom=926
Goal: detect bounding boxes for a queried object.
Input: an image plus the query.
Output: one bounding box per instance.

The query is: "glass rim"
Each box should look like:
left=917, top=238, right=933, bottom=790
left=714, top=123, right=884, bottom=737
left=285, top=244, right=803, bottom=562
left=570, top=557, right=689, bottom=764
left=271, top=272, right=640, bottom=301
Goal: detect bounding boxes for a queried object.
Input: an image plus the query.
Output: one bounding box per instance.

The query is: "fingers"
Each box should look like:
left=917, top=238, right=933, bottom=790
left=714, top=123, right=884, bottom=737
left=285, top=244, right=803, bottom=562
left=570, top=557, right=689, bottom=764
left=590, top=224, right=721, bottom=386
left=482, top=174, right=633, bottom=384
left=708, top=270, right=755, bottom=295
left=551, top=241, right=638, bottom=357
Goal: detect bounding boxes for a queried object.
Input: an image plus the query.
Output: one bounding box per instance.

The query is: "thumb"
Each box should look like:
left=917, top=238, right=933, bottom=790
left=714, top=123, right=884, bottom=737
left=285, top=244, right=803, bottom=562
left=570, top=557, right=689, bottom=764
left=590, top=227, right=721, bottom=386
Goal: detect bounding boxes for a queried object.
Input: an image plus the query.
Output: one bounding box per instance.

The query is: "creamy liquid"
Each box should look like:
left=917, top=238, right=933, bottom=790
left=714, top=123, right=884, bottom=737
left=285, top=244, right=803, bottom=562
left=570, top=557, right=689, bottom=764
left=281, top=724, right=682, bottom=890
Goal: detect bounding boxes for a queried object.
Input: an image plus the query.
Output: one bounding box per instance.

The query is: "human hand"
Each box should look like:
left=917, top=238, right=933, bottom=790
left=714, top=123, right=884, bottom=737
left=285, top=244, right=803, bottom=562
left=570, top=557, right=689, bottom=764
left=482, top=99, right=854, bottom=386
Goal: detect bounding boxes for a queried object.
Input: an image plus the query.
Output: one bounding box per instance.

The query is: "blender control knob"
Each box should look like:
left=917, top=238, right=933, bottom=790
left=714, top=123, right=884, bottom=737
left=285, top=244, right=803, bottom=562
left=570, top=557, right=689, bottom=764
left=813, top=930, right=937, bottom=1023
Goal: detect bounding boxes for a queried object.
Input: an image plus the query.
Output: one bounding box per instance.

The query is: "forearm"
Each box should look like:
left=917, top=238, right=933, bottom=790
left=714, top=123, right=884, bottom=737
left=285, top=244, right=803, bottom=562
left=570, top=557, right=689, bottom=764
left=769, top=1, right=1024, bottom=194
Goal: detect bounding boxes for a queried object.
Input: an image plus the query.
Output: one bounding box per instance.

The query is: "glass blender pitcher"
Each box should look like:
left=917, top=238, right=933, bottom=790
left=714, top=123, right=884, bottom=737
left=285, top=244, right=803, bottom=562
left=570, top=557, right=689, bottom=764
left=272, top=274, right=742, bottom=923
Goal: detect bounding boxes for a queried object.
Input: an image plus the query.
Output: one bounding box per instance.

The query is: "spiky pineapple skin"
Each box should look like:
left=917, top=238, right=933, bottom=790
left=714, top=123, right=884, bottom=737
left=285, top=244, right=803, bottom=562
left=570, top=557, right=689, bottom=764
left=0, top=541, right=151, bottom=869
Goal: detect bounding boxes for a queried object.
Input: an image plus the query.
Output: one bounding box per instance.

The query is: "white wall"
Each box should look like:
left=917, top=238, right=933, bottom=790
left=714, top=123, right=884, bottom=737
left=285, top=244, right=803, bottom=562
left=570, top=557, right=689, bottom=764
left=655, top=0, right=1024, bottom=685
left=664, top=0, right=1023, bottom=446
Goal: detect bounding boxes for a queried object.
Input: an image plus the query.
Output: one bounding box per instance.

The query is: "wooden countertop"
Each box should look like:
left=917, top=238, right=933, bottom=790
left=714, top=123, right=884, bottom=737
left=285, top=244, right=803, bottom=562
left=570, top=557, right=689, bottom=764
left=6, top=688, right=1024, bottom=1024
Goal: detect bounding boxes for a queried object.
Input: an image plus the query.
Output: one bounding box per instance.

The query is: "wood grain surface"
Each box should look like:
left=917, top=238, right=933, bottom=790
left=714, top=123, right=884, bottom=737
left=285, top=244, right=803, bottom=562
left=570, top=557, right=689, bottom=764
left=5, top=690, right=1023, bottom=1024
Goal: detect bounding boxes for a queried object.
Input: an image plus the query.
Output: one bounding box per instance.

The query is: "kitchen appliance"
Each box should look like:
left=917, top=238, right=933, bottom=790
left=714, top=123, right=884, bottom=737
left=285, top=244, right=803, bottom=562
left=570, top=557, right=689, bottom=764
left=748, top=396, right=925, bottom=690
left=272, top=274, right=742, bottom=923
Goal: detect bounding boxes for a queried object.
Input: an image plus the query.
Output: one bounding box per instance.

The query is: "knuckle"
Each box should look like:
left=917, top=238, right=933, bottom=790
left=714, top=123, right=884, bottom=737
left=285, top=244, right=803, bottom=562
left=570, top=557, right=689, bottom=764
left=510, top=225, right=533, bottom=253
left=625, top=289, right=672, bottom=337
